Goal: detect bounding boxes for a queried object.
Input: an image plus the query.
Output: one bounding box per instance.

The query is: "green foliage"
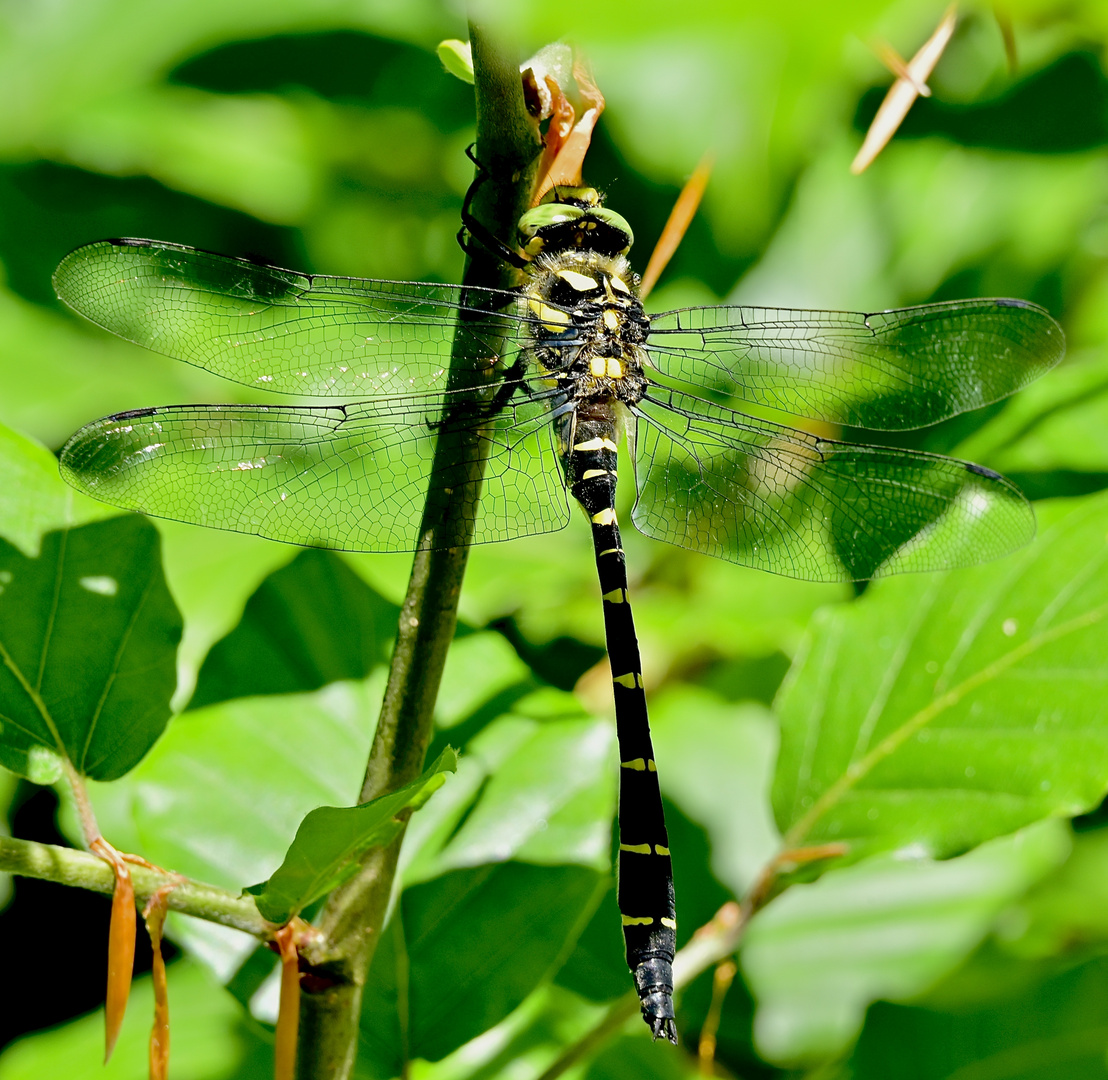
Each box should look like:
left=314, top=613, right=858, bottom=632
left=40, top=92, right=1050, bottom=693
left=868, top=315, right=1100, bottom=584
left=774, top=495, right=1108, bottom=860
left=246, top=748, right=458, bottom=923
left=0, top=511, right=181, bottom=782
left=3, top=3, right=1108, bottom=1079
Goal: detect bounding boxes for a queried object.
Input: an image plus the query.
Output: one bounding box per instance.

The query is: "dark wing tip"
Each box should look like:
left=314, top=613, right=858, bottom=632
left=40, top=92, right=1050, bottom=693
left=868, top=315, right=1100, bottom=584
left=964, top=461, right=1005, bottom=482
left=110, top=237, right=159, bottom=249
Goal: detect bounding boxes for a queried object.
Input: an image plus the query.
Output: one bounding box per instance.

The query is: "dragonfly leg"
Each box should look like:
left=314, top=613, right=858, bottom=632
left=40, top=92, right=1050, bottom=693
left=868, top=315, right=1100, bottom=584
left=457, top=144, right=533, bottom=270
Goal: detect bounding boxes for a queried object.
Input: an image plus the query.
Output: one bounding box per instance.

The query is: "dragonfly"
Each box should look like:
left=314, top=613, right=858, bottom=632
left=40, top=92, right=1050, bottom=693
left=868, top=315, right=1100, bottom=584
left=55, top=186, right=1064, bottom=1042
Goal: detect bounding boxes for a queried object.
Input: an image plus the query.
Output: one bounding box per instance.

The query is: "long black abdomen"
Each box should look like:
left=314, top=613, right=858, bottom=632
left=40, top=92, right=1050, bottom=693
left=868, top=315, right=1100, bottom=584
left=562, top=411, right=678, bottom=1044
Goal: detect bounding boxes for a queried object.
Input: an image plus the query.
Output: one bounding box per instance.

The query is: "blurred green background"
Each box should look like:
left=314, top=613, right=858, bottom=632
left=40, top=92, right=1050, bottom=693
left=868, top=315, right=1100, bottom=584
left=4, top=0, right=1108, bottom=1077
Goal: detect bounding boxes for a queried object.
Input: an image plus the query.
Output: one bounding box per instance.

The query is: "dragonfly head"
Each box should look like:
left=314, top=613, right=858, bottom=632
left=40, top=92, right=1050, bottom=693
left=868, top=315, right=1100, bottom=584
left=518, top=186, right=634, bottom=261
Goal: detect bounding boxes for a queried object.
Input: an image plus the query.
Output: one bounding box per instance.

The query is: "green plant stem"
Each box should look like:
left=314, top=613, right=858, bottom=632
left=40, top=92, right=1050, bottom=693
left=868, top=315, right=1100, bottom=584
left=296, top=23, right=541, bottom=1080
left=0, top=834, right=270, bottom=935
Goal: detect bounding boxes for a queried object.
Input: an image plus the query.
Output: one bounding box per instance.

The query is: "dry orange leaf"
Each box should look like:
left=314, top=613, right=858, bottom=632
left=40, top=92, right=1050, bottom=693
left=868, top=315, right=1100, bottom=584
left=534, top=58, right=605, bottom=202
left=697, top=959, right=738, bottom=1076
left=639, top=152, right=714, bottom=301
left=274, top=923, right=301, bottom=1080
left=143, top=888, right=174, bottom=1080
left=852, top=5, right=958, bottom=174
left=91, top=837, right=136, bottom=1063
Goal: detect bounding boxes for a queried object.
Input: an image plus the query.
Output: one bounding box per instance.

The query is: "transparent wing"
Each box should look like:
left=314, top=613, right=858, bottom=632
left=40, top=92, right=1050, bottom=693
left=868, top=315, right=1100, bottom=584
left=646, top=299, right=1064, bottom=430
left=59, top=390, right=571, bottom=551
left=53, top=239, right=531, bottom=398
left=630, top=387, right=1034, bottom=582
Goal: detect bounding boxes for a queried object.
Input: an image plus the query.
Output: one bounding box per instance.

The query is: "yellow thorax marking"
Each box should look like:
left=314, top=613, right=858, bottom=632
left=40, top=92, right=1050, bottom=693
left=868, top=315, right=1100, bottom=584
left=602, top=308, right=620, bottom=331
left=573, top=436, right=618, bottom=452
left=589, top=354, right=625, bottom=379
left=556, top=268, right=599, bottom=291
left=609, top=274, right=631, bottom=294
left=591, top=507, right=618, bottom=526
left=528, top=298, right=569, bottom=331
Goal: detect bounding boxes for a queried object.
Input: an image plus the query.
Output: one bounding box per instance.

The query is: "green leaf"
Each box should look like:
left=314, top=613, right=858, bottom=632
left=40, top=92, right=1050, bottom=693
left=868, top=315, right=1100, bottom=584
left=996, top=825, right=1108, bottom=960
left=0, top=421, right=113, bottom=556
left=0, top=959, right=269, bottom=1079
left=89, top=679, right=382, bottom=892
left=850, top=952, right=1108, bottom=1080
left=773, top=494, right=1108, bottom=862
left=189, top=548, right=399, bottom=709
left=742, top=820, right=1070, bottom=1064
left=359, top=863, right=606, bottom=1074
left=402, top=692, right=615, bottom=885
left=0, top=515, right=181, bottom=781
left=957, top=353, right=1108, bottom=476
left=434, top=713, right=614, bottom=872
left=651, top=687, right=780, bottom=894
left=432, top=630, right=533, bottom=729
left=247, top=747, right=458, bottom=924
left=436, top=39, right=473, bottom=83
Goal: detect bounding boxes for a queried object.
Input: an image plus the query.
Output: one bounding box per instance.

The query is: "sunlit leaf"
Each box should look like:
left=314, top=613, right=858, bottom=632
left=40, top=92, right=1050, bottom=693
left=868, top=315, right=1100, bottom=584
left=774, top=494, right=1108, bottom=863
left=0, top=960, right=267, bottom=1079
left=743, top=820, right=1069, bottom=1064
left=89, top=680, right=381, bottom=892
left=0, top=422, right=112, bottom=556
left=246, top=747, right=458, bottom=925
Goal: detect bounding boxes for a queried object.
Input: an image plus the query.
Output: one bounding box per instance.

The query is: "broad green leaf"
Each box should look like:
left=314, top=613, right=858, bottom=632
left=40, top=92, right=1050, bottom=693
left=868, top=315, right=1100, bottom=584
left=247, top=747, right=458, bottom=924
left=85, top=678, right=382, bottom=977
left=394, top=984, right=609, bottom=1080
left=996, top=825, right=1108, bottom=960
left=849, top=952, right=1108, bottom=1080
left=0, top=422, right=112, bottom=556
left=584, top=1033, right=703, bottom=1080
left=359, top=863, right=606, bottom=1075
left=0, top=960, right=269, bottom=1079
left=403, top=689, right=614, bottom=884
left=189, top=547, right=399, bottom=709
left=0, top=515, right=180, bottom=781
left=742, top=820, right=1070, bottom=1064
left=773, top=494, right=1108, bottom=862
left=651, top=687, right=780, bottom=895
left=957, top=351, right=1108, bottom=476
left=434, top=714, right=614, bottom=872
left=433, top=630, right=533, bottom=729
left=89, top=679, right=381, bottom=892
left=155, top=519, right=294, bottom=707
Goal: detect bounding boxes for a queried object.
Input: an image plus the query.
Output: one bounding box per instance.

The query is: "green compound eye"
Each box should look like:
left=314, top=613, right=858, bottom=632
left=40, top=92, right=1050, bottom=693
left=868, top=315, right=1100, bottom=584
left=518, top=201, right=586, bottom=245
left=589, top=207, right=633, bottom=250
left=517, top=193, right=634, bottom=258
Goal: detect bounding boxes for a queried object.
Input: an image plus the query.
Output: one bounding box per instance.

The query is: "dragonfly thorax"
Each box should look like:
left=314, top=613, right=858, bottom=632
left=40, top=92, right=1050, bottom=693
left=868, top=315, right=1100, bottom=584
left=522, top=248, right=650, bottom=408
